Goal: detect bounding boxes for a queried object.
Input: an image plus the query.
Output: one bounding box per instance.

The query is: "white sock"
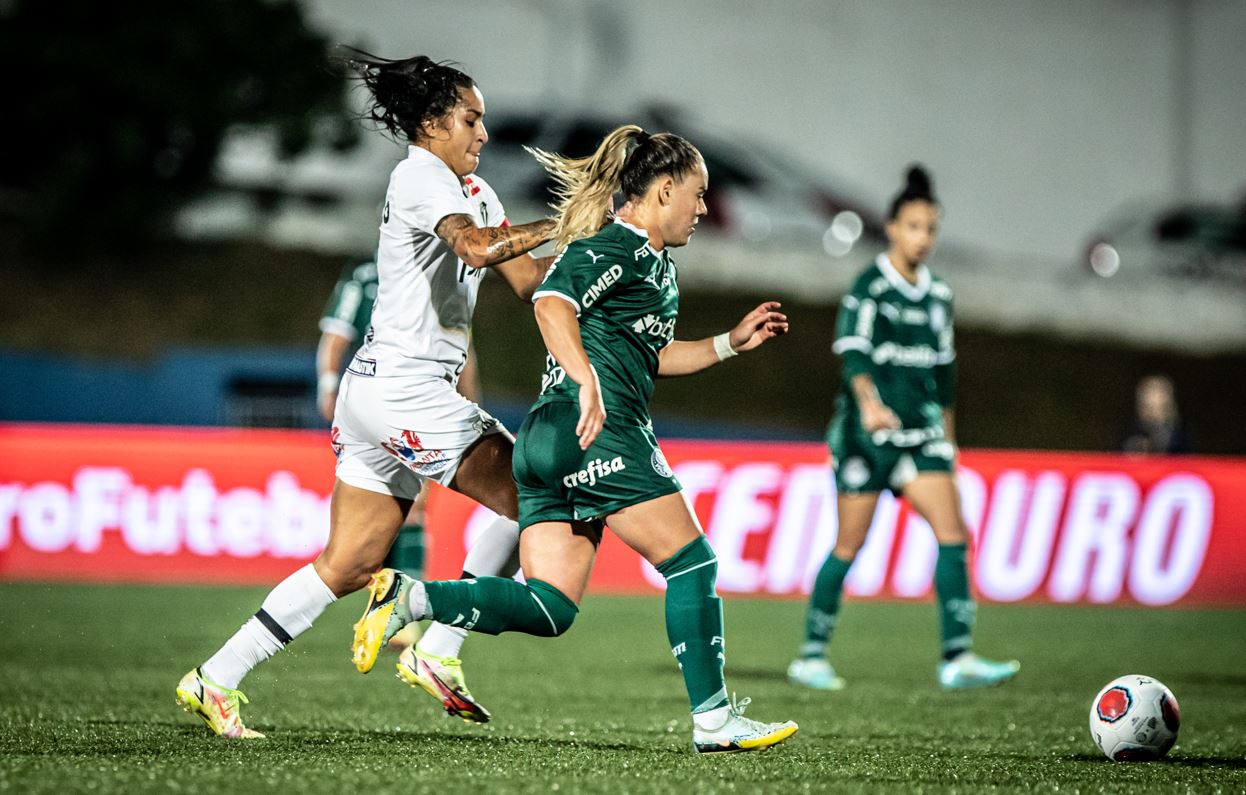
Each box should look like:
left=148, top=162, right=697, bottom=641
left=406, top=579, right=431, bottom=621
left=461, top=515, right=520, bottom=579
left=416, top=516, right=519, bottom=659
left=417, top=622, right=468, bottom=659
left=693, top=705, right=731, bottom=732
left=201, top=564, right=336, bottom=689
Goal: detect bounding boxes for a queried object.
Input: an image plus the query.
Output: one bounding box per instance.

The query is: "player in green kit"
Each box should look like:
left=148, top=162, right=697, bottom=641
left=352, top=125, right=799, bottom=753
left=317, top=258, right=483, bottom=650
left=788, top=166, right=1020, bottom=691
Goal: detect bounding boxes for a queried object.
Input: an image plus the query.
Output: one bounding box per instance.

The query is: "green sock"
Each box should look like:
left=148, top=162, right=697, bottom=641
left=935, top=543, right=975, bottom=660
left=656, top=536, right=728, bottom=714
left=384, top=523, right=425, bottom=579
left=422, top=576, right=577, bottom=637
left=800, top=553, right=853, bottom=659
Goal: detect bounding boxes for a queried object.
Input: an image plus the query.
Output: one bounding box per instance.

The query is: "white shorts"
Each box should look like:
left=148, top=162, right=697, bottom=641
left=331, top=372, right=511, bottom=500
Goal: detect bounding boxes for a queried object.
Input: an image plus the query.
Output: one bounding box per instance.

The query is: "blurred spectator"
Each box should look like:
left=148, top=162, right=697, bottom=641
left=1122, top=375, right=1192, bottom=455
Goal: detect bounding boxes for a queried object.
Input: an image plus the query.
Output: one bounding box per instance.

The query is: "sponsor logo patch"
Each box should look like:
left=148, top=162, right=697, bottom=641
left=581, top=263, right=623, bottom=309
left=562, top=456, right=626, bottom=489
left=382, top=430, right=451, bottom=478
left=348, top=355, right=377, bottom=377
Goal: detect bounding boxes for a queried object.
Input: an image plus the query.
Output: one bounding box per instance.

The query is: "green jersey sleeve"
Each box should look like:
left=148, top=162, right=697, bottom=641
left=933, top=289, right=956, bottom=406
left=320, top=261, right=377, bottom=342
left=831, top=275, right=877, bottom=380
left=531, top=239, right=633, bottom=315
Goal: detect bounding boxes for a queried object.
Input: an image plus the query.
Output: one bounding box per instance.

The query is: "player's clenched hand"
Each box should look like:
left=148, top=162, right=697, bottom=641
left=318, top=388, right=337, bottom=422
left=860, top=399, right=901, bottom=434
left=576, top=377, right=607, bottom=450
left=728, top=301, right=789, bottom=353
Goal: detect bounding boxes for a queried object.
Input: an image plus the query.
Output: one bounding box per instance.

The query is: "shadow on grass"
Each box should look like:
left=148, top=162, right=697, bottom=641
left=71, top=719, right=666, bottom=756
left=1063, top=752, right=1246, bottom=769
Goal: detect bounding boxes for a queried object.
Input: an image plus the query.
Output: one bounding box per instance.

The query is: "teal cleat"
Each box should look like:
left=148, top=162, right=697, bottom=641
left=938, top=652, right=1020, bottom=690
left=786, top=658, right=847, bottom=691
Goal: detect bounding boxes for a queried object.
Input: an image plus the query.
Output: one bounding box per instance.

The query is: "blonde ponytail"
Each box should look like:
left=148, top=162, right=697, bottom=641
left=525, top=125, right=646, bottom=251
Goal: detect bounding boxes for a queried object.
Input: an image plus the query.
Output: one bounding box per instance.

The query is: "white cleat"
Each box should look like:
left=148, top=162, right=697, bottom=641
left=692, top=697, right=798, bottom=754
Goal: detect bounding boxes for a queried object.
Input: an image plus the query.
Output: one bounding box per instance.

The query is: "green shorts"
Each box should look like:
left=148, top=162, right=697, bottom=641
left=830, top=427, right=955, bottom=495
left=512, top=401, right=682, bottom=529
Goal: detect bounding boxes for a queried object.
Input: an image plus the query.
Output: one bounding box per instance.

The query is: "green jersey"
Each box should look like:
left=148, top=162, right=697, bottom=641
left=319, top=260, right=378, bottom=358
left=531, top=220, right=679, bottom=420
left=831, top=254, right=956, bottom=448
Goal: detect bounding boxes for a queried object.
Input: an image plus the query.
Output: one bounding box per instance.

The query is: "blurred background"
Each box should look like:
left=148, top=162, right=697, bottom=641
left=2, top=0, right=1244, bottom=450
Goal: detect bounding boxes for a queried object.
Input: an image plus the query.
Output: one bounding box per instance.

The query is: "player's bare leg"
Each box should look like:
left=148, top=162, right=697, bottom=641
left=179, top=481, right=406, bottom=737
left=386, top=485, right=431, bottom=653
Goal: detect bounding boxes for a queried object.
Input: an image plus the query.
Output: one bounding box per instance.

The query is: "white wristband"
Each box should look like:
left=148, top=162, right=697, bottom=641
left=713, top=333, right=738, bottom=361
left=317, top=371, right=341, bottom=398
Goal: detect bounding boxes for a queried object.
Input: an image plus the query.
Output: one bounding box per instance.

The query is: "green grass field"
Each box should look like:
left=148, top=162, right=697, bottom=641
left=1, top=582, right=1243, bottom=793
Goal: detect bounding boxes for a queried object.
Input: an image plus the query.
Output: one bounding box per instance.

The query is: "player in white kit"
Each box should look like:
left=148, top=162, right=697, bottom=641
left=176, top=51, right=556, bottom=738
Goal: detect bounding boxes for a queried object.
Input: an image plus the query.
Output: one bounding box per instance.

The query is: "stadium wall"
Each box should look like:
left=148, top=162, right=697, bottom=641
left=1, top=423, right=1243, bottom=607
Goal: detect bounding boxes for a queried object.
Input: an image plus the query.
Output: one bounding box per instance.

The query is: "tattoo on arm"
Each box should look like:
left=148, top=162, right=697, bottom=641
left=436, top=214, right=475, bottom=257
left=436, top=215, right=556, bottom=268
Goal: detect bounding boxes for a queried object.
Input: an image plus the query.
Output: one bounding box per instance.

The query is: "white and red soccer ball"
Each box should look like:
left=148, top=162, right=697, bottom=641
left=1089, top=675, right=1180, bottom=761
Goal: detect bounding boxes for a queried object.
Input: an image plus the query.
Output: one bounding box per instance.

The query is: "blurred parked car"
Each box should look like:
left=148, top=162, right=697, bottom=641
left=479, top=107, right=884, bottom=257
left=1082, top=200, right=1246, bottom=287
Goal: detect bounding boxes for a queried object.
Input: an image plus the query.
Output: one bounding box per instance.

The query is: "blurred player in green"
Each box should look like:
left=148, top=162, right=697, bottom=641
left=317, top=258, right=483, bottom=651
left=788, top=166, right=1020, bottom=691
left=352, top=125, right=799, bottom=753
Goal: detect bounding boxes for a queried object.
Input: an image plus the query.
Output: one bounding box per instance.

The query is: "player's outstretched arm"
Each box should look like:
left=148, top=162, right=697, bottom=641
left=534, top=296, right=606, bottom=450
left=437, top=215, right=556, bottom=269
left=315, top=331, right=352, bottom=421
left=657, top=301, right=789, bottom=377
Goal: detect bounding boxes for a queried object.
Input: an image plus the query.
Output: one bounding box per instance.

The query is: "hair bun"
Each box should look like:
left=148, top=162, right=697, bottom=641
left=905, top=165, right=932, bottom=195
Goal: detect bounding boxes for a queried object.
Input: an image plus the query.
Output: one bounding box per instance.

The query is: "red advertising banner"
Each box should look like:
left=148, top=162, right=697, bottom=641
left=2, top=424, right=1243, bottom=606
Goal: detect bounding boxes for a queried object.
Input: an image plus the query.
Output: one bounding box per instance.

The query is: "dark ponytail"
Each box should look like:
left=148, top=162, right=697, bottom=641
left=888, top=165, right=938, bottom=220
left=341, top=48, right=474, bottom=142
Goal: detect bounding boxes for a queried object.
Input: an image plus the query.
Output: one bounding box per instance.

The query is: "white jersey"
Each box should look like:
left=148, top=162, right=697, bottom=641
left=353, top=145, right=507, bottom=383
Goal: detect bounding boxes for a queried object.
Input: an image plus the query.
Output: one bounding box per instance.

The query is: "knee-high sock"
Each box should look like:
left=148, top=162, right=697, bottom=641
left=657, top=536, right=728, bottom=715
left=384, top=523, right=426, bottom=578
left=800, top=553, right=854, bottom=659
left=417, top=576, right=576, bottom=637
left=201, top=564, right=336, bottom=689
left=934, top=542, right=976, bottom=660
left=418, top=515, right=521, bottom=658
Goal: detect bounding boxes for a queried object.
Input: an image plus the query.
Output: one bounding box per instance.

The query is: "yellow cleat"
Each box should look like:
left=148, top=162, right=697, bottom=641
left=396, top=646, right=491, bottom=724
left=351, top=568, right=415, bottom=673
left=175, top=668, right=265, bottom=739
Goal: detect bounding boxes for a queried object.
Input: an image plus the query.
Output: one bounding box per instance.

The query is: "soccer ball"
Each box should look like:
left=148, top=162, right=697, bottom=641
left=1088, top=675, right=1180, bottom=761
